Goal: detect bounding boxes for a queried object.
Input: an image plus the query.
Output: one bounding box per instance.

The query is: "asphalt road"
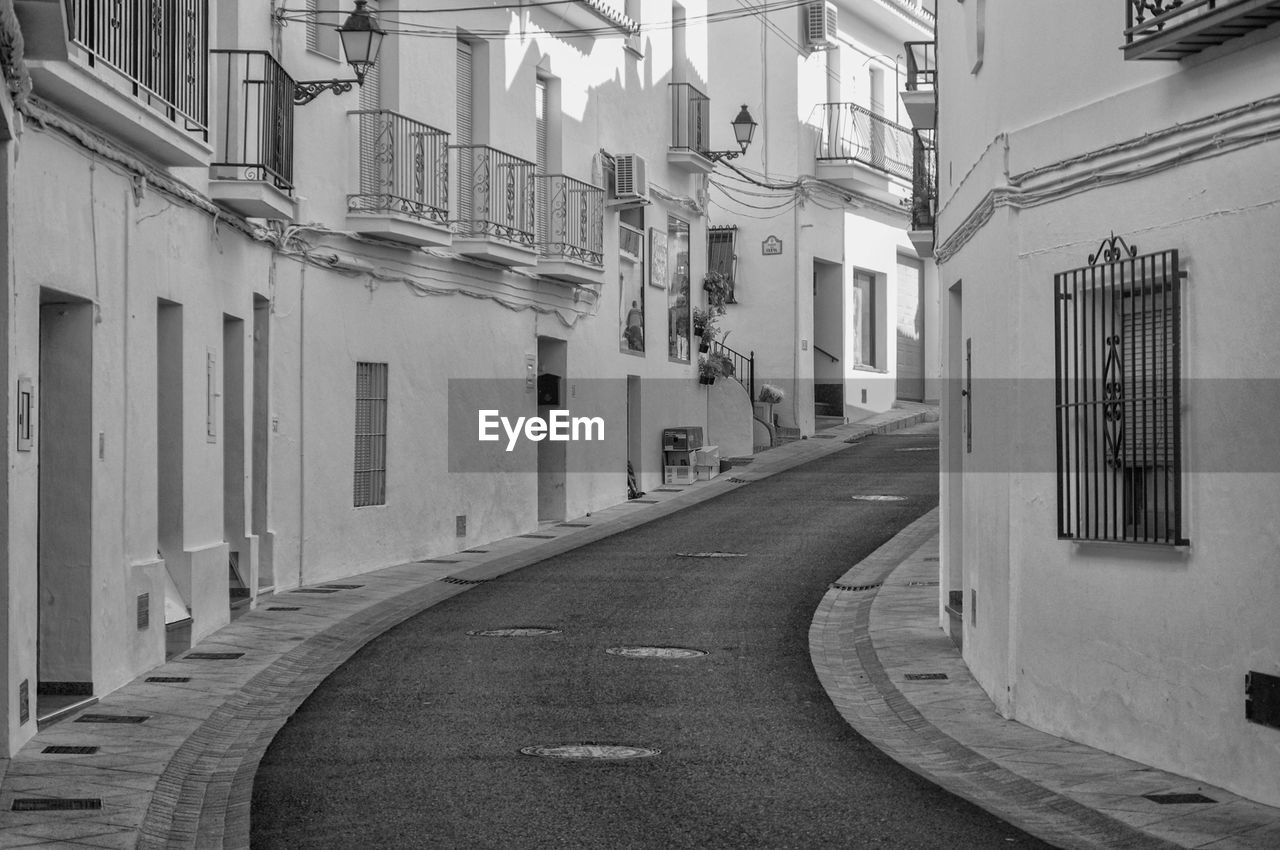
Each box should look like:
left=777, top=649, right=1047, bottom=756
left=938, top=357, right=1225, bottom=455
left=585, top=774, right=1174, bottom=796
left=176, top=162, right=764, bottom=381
left=251, top=427, right=1053, bottom=849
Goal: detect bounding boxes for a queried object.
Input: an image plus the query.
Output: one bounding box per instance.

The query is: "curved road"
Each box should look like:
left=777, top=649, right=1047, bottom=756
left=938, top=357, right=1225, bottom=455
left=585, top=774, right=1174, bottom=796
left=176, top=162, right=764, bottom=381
left=251, top=428, right=1051, bottom=848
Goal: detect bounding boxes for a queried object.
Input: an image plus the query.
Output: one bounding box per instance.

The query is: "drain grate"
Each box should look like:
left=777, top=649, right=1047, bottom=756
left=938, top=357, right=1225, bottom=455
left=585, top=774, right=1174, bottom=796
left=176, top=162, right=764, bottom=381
left=146, top=676, right=191, bottom=683
left=467, top=627, right=561, bottom=637
left=321, top=584, right=363, bottom=590
left=292, top=588, right=339, bottom=594
left=831, top=582, right=882, bottom=592
left=442, top=577, right=489, bottom=585
left=844, top=437, right=865, bottom=444
left=557, top=523, right=591, bottom=528
left=606, top=646, right=708, bottom=659
left=461, top=550, right=489, bottom=554
left=727, top=477, right=751, bottom=484
left=420, top=559, right=461, bottom=564
left=519, top=533, right=555, bottom=539
left=924, top=556, right=940, bottom=561
left=1143, top=793, right=1217, bottom=805
left=851, top=494, right=907, bottom=502
left=632, top=499, right=659, bottom=504
left=895, top=446, right=938, bottom=452
left=677, top=552, right=747, bottom=558
left=907, top=581, right=941, bottom=587
left=184, top=652, right=244, bottom=660
left=812, top=434, right=836, bottom=439
left=267, top=607, right=301, bottom=612
left=42, top=745, right=99, bottom=755
left=654, top=488, right=683, bottom=492
left=76, top=714, right=149, bottom=724
left=904, top=673, right=949, bottom=681
left=520, top=743, right=660, bottom=760
left=12, top=798, right=102, bottom=811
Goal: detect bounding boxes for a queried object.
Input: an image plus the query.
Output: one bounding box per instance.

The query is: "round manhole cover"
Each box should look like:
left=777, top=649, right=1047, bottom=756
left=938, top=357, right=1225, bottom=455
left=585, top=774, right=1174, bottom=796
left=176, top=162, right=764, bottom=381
left=520, top=744, right=660, bottom=760
left=466, top=627, right=562, bottom=637
left=605, top=646, right=708, bottom=659
left=850, top=494, right=907, bottom=502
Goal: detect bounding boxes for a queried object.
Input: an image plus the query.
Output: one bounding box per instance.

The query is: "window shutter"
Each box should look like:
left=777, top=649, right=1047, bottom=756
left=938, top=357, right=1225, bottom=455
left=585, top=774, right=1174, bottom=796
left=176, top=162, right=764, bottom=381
left=456, top=41, right=474, bottom=148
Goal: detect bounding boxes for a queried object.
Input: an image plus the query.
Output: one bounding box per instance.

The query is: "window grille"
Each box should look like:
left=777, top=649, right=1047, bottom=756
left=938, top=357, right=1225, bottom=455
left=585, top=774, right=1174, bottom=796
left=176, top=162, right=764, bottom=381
left=1054, top=235, right=1186, bottom=545
left=354, top=362, right=388, bottom=507
left=708, top=225, right=737, bottom=302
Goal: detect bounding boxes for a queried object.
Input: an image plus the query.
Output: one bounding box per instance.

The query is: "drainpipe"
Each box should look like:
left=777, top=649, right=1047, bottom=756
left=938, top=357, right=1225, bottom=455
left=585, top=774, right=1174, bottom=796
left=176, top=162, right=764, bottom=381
left=792, top=184, right=801, bottom=430
left=297, top=263, right=306, bottom=588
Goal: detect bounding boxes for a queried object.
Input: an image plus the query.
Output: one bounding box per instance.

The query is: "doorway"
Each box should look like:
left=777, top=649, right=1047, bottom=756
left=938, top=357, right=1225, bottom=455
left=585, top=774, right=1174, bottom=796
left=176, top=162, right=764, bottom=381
left=252, top=295, right=272, bottom=591
left=536, top=337, right=567, bottom=522
left=943, top=281, right=964, bottom=647
left=223, top=315, right=249, bottom=608
left=37, top=293, right=95, bottom=721
left=157, top=299, right=190, bottom=658
left=812, top=260, right=843, bottom=423
left=896, top=255, right=925, bottom=402
left=627, top=374, right=642, bottom=491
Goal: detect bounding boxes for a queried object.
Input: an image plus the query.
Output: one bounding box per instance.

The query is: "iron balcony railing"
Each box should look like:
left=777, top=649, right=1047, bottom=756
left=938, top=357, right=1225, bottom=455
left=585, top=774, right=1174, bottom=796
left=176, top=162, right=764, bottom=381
left=348, top=110, right=450, bottom=225
left=450, top=145, right=537, bottom=246
left=911, top=129, right=936, bottom=231
left=669, top=82, right=711, bottom=157
left=813, top=103, right=913, bottom=181
left=1124, top=0, right=1280, bottom=58
left=711, top=340, right=754, bottom=401
left=65, top=0, right=209, bottom=137
left=535, top=174, right=605, bottom=267
left=904, top=41, right=936, bottom=91
left=211, top=50, right=295, bottom=191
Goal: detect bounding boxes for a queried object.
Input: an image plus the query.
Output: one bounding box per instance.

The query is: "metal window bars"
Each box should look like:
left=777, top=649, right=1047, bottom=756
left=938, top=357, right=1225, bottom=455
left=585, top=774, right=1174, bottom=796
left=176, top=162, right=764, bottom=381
left=708, top=225, right=737, bottom=302
left=348, top=110, right=450, bottom=225
left=210, top=50, right=295, bottom=191
left=64, top=0, right=209, bottom=137
left=449, top=145, right=537, bottom=246
left=669, top=82, right=711, bottom=157
left=354, top=362, right=388, bottom=507
left=904, top=40, right=936, bottom=92
left=812, top=103, right=913, bottom=180
left=1053, top=234, right=1187, bottom=545
left=535, top=174, right=605, bottom=267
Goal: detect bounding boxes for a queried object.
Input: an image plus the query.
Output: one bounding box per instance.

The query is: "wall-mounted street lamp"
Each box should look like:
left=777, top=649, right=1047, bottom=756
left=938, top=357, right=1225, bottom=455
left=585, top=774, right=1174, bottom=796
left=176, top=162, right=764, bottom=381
left=293, top=0, right=386, bottom=105
left=705, top=105, right=758, bottom=163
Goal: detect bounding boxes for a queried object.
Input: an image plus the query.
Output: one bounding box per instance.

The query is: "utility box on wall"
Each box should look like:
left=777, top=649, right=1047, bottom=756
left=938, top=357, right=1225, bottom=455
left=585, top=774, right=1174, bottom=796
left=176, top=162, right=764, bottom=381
left=1246, top=671, right=1280, bottom=731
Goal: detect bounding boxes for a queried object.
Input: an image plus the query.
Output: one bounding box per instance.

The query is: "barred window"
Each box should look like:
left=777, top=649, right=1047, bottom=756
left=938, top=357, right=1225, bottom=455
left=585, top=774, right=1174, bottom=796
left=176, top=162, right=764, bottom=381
left=708, top=225, right=737, bottom=302
left=354, top=362, right=388, bottom=507
left=1054, top=236, right=1186, bottom=544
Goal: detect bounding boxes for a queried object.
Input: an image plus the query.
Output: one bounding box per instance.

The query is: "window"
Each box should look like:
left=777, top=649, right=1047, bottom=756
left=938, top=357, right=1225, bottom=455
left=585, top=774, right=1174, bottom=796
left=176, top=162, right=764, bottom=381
left=708, top=226, right=737, bottom=303
left=306, top=0, right=341, bottom=60
left=619, top=220, right=645, bottom=353
left=354, top=362, right=388, bottom=507
left=1053, top=236, right=1185, bottom=544
left=666, top=216, right=691, bottom=361
left=851, top=269, right=877, bottom=368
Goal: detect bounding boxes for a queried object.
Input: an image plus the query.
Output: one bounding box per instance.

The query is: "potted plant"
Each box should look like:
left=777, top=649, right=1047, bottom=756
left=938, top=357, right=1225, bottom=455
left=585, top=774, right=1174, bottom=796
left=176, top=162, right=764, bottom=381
left=692, top=306, right=713, bottom=337
left=698, top=355, right=719, bottom=385
left=757, top=383, right=784, bottom=425
left=708, top=350, right=735, bottom=379
left=702, top=271, right=732, bottom=312
left=697, top=320, right=720, bottom=353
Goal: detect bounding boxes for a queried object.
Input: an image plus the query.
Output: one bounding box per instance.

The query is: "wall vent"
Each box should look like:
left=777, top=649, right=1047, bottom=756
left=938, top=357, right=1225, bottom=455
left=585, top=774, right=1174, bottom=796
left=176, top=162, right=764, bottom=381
left=137, top=593, right=150, bottom=630
left=1246, top=671, right=1280, bottom=730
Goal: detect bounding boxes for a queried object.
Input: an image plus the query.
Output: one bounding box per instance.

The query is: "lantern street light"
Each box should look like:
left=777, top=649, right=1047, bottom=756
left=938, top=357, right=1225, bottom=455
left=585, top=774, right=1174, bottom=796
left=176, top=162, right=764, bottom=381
left=706, top=105, right=758, bottom=163
left=294, top=1, right=386, bottom=105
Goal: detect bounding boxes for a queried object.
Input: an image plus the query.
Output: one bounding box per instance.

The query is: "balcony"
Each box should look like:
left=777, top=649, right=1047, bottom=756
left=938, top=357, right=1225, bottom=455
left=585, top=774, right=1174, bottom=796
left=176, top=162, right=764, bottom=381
left=901, top=41, right=936, bottom=130
left=531, top=174, right=605, bottom=286
left=1124, top=0, right=1280, bottom=60
left=208, top=50, right=296, bottom=221
left=450, top=145, right=539, bottom=266
left=812, top=103, right=913, bottom=201
left=15, top=0, right=210, bottom=165
left=347, top=110, right=451, bottom=247
left=668, top=82, right=714, bottom=174
left=908, top=129, right=936, bottom=258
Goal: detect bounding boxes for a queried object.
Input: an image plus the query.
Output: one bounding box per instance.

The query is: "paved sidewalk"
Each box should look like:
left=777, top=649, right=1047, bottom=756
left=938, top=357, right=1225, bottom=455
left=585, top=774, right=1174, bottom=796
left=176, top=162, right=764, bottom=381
left=0, top=406, right=930, bottom=849
left=811, top=508, right=1280, bottom=850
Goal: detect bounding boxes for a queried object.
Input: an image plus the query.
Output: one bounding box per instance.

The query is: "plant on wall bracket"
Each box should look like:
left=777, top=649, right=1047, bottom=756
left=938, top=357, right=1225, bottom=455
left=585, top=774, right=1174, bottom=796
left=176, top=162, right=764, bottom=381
left=703, top=270, right=732, bottom=312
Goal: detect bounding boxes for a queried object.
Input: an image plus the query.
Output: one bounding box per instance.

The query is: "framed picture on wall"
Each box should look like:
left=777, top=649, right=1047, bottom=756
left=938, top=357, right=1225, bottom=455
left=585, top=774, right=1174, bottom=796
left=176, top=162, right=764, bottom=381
left=648, top=228, right=667, bottom=289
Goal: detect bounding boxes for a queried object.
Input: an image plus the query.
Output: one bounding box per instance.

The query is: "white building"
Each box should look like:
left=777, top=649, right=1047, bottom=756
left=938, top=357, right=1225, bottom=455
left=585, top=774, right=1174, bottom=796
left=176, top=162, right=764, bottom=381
left=933, top=0, right=1280, bottom=807
left=708, top=0, right=940, bottom=440
left=0, top=0, right=754, bottom=755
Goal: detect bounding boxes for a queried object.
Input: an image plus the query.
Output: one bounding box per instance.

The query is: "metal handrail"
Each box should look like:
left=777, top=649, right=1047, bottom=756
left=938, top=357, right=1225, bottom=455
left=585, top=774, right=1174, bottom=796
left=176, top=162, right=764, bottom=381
left=210, top=50, right=295, bottom=191
left=813, top=344, right=840, bottom=363
left=904, top=41, right=936, bottom=92
left=911, top=128, right=936, bottom=231
left=669, top=82, right=711, bottom=156
left=348, top=110, right=450, bottom=226
left=1125, top=0, right=1221, bottom=41
left=450, top=145, right=537, bottom=245
left=813, top=102, right=913, bottom=180
left=536, top=174, right=605, bottom=266
left=712, top=340, right=755, bottom=400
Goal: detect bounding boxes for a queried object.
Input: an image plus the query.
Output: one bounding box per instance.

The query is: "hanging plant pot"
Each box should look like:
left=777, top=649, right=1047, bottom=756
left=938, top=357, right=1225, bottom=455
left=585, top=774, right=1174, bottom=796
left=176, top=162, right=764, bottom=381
left=699, top=375, right=715, bottom=385
left=693, top=321, right=706, bottom=337
left=698, top=340, right=710, bottom=353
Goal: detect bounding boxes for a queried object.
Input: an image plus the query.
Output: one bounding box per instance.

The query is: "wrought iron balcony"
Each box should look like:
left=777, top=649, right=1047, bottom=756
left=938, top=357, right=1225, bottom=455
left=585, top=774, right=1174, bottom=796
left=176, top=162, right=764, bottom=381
left=64, top=0, right=208, bottom=136
left=450, top=144, right=538, bottom=266
left=1125, top=0, right=1280, bottom=60
left=813, top=102, right=913, bottom=180
left=908, top=128, right=936, bottom=258
left=347, top=110, right=451, bottom=246
left=668, top=82, right=713, bottom=172
left=902, top=41, right=937, bottom=130
left=535, top=174, right=605, bottom=277
left=208, top=50, right=296, bottom=220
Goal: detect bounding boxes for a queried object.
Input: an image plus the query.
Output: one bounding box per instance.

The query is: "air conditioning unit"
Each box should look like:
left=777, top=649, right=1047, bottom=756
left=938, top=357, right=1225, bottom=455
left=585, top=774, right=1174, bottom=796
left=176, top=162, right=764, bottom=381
left=803, top=1, right=838, bottom=51
left=613, top=153, right=649, bottom=203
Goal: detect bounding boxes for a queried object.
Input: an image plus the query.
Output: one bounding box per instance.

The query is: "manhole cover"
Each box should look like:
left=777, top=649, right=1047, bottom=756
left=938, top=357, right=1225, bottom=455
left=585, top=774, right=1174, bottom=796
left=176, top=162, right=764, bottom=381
left=520, top=744, right=660, bottom=760
left=831, top=582, right=882, bottom=592
left=442, top=577, right=489, bottom=585
left=606, top=646, right=708, bottom=659
left=1143, top=793, right=1217, bottom=805
left=850, top=494, right=906, bottom=502
left=676, top=552, right=747, bottom=558
left=466, top=627, right=562, bottom=637
left=12, top=798, right=102, bottom=811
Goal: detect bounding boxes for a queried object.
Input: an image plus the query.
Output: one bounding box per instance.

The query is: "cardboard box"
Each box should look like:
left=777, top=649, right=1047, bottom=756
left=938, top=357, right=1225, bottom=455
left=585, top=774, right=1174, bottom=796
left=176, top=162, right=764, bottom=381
left=691, top=445, right=720, bottom=468
left=695, top=464, right=719, bottom=481
left=664, top=465, right=696, bottom=485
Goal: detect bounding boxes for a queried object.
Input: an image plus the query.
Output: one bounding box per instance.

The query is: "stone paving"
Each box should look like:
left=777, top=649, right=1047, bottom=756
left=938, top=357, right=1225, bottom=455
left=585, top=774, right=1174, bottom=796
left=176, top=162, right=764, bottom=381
left=0, top=407, right=929, bottom=849
left=810, top=508, right=1280, bottom=850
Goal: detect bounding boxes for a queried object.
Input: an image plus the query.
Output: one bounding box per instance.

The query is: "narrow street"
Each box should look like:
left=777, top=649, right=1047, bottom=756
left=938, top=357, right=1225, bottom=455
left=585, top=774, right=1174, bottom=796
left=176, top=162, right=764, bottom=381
left=250, top=425, right=1050, bottom=848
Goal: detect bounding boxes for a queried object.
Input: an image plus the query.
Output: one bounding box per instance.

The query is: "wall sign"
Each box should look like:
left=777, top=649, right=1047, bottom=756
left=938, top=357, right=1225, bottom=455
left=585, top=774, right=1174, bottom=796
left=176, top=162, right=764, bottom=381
left=649, top=229, right=667, bottom=288
left=762, top=235, right=783, bottom=255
